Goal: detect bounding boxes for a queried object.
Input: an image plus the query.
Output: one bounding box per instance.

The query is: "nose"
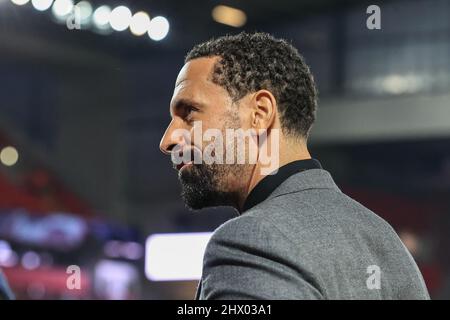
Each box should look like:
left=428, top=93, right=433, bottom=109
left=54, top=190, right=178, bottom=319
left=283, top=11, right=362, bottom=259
left=159, top=119, right=188, bottom=155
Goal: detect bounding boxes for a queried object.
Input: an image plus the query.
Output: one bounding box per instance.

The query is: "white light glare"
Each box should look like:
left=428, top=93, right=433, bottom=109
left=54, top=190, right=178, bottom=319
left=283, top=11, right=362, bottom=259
left=130, top=11, right=150, bottom=36
left=377, top=74, right=425, bottom=95
left=51, top=0, right=73, bottom=18
left=31, top=0, right=54, bottom=11
left=0, top=241, right=18, bottom=267
left=148, top=16, right=169, bottom=41
left=11, top=0, right=30, bottom=6
left=109, top=5, right=132, bottom=32
left=145, top=232, right=212, bottom=281
left=0, top=146, right=19, bottom=167
left=0, top=240, right=18, bottom=267
left=92, top=5, right=111, bottom=30
left=74, top=1, right=93, bottom=23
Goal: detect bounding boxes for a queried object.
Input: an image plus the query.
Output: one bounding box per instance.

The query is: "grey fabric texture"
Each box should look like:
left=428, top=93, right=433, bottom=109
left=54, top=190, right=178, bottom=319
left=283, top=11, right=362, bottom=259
left=195, top=169, right=430, bottom=300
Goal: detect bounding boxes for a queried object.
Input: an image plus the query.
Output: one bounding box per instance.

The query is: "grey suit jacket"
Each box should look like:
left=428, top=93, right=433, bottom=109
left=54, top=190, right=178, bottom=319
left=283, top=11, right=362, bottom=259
left=195, top=169, right=430, bottom=300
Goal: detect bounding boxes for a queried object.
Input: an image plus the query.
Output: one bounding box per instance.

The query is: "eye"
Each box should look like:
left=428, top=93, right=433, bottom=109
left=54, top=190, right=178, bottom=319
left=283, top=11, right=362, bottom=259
left=184, top=105, right=198, bottom=121
left=186, top=106, right=195, bottom=114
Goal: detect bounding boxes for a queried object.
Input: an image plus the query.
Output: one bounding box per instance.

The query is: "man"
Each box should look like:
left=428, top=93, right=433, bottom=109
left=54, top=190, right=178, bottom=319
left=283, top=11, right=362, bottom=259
left=159, top=32, right=430, bottom=299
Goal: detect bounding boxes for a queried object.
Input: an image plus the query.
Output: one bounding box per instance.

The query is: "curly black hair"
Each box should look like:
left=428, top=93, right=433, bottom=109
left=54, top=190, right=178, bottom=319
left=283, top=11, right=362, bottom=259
left=185, top=32, right=318, bottom=138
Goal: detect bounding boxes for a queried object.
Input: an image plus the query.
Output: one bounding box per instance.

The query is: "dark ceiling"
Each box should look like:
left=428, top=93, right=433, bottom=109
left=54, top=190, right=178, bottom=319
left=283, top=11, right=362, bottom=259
left=0, top=0, right=389, bottom=61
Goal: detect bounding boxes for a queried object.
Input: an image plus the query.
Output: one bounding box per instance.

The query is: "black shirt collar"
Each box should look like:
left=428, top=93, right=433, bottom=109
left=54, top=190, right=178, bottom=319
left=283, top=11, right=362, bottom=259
left=242, top=158, right=322, bottom=212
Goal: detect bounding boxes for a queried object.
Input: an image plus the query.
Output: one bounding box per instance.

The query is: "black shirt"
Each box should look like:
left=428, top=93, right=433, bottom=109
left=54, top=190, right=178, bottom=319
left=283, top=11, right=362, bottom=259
left=243, top=158, right=322, bottom=212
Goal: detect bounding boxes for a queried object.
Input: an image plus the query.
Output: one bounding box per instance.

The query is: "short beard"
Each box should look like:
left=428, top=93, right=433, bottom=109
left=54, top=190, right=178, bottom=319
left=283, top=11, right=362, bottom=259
left=178, top=109, right=249, bottom=211
left=179, top=163, right=243, bottom=210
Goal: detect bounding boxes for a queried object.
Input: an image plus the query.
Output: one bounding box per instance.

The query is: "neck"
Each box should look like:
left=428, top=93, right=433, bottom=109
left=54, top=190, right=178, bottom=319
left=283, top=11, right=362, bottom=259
left=236, top=138, right=311, bottom=213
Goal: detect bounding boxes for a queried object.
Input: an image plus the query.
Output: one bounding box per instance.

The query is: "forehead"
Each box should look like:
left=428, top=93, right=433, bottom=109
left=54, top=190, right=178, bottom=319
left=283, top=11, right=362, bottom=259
left=171, top=57, right=228, bottom=105
left=175, top=57, right=217, bottom=86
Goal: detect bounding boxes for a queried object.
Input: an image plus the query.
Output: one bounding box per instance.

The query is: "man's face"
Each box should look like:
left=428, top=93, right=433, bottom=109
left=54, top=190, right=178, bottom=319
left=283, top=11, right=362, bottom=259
left=160, top=57, right=252, bottom=210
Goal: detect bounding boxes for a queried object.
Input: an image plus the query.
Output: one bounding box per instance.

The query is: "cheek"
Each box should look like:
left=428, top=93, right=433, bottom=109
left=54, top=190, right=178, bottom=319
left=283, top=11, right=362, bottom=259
left=190, top=114, right=227, bottom=148
left=236, top=109, right=253, bottom=131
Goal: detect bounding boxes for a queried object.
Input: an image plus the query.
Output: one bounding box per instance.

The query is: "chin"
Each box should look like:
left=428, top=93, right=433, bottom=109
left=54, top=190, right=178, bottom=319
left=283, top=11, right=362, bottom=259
left=178, top=163, right=242, bottom=210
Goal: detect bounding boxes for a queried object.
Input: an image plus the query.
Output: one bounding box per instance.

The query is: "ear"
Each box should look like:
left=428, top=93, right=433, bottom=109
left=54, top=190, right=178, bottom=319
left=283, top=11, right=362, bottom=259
left=251, top=90, right=277, bottom=131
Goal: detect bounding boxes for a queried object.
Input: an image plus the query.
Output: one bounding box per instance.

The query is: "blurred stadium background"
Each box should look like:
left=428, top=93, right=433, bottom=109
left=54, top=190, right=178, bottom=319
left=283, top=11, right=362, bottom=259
left=1, top=0, right=450, bottom=299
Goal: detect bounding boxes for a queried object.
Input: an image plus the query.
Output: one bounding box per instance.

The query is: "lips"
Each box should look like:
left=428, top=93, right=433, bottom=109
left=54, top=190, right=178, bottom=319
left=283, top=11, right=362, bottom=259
left=171, top=145, right=201, bottom=171
left=176, top=161, right=193, bottom=171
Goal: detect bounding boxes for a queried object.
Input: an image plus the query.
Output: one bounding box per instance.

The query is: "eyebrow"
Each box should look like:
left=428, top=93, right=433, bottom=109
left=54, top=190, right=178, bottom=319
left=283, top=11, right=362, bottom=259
left=170, top=98, right=204, bottom=118
left=175, top=78, right=187, bottom=88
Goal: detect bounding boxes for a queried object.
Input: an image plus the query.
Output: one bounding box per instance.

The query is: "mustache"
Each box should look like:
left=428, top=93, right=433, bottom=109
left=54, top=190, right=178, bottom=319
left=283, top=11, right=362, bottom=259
left=171, top=144, right=203, bottom=170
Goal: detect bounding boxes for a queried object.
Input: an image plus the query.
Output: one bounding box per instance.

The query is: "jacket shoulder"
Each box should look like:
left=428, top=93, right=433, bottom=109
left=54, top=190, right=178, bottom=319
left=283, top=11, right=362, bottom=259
left=200, top=214, right=324, bottom=299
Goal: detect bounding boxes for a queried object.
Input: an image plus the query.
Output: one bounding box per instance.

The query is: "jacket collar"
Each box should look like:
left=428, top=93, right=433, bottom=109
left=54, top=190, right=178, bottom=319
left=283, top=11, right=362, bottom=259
left=243, top=159, right=323, bottom=212
left=266, top=168, right=341, bottom=202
